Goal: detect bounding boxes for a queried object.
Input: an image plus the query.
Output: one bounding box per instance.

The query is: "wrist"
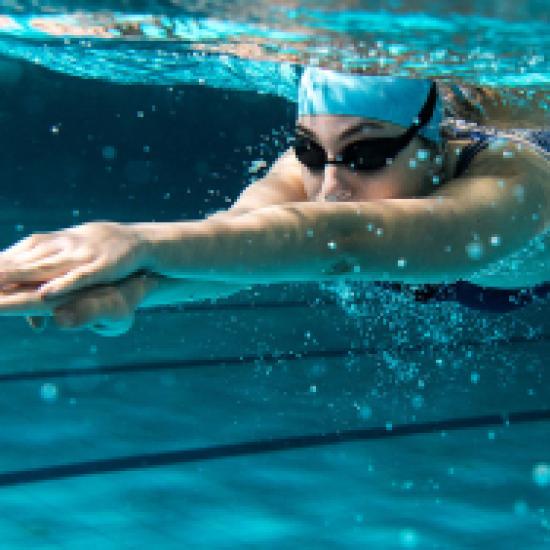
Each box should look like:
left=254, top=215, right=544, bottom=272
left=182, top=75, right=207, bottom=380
left=128, top=220, right=207, bottom=276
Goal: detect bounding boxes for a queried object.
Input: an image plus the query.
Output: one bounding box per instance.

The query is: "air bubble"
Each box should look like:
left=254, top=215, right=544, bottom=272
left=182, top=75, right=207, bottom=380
left=513, top=185, right=525, bottom=202
left=40, top=383, right=58, bottom=402
left=532, top=463, right=550, bottom=487
left=490, top=235, right=501, bottom=247
left=399, top=528, right=418, bottom=548
left=411, top=395, right=424, bottom=409
left=466, top=241, right=484, bottom=261
left=417, top=149, right=429, bottom=161
left=249, top=159, right=267, bottom=174
left=102, top=146, right=117, bottom=161
left=355, top=403, right=372, bottom=420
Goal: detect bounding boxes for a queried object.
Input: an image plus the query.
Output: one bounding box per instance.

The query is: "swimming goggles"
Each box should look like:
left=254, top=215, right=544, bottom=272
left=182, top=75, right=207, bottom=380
left=293, top=82, right=437, bottom=172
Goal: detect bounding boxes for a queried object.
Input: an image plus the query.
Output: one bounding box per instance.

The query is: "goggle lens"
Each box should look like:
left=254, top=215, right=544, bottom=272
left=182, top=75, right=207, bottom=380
left=294, top=135, right=394, bottom=172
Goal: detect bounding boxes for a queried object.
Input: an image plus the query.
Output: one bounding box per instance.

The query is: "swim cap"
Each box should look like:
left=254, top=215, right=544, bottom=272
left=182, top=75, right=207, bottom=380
left=297, top=67, right=443, bottom=143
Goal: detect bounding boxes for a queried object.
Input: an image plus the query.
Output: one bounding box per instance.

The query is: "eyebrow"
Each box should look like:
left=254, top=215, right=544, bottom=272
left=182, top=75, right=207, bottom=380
left=339, top=121, right=385, bottom=140
left=295, top=121, right=385, bottom=141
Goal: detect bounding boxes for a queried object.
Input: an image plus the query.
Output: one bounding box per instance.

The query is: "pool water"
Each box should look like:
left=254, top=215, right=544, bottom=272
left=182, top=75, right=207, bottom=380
left=0, top=1, right=548, bottom=548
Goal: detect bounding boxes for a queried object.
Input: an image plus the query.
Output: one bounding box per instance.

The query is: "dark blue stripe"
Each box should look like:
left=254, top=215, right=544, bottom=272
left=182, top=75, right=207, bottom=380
left=0, top=408, right=549, bottom=487
left=1, top=330, right=550, bottom=384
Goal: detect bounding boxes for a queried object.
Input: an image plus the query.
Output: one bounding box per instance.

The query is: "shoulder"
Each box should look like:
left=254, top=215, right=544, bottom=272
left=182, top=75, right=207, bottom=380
left=246, top=148, right=305, bottom=198
left=437, top=135, right=549, bottom=204
left=214, top=149, right=306, bottom=217
left=266, top=148, right=304, bottom=181
left=456, top=135, right=548, bottom=181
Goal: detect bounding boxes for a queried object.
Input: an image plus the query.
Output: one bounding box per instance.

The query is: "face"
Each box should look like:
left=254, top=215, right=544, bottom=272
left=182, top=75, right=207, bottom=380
left=295, top=115, right=438, bottom=202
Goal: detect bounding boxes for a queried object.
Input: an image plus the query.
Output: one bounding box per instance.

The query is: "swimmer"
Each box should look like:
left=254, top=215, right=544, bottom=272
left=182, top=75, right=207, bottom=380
left=0, top=67, right=548, bottom=335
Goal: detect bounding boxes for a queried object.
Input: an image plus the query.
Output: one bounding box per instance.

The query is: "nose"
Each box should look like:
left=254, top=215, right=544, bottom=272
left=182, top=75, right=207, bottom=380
left=318, top=165, right=350, bottom=201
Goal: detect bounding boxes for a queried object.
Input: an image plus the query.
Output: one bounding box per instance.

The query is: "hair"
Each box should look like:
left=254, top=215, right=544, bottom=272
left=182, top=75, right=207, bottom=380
left=415, top=81, right=494, bottom=172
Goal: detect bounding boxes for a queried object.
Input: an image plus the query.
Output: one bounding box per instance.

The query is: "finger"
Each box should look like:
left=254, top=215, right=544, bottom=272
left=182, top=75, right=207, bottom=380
left=39, top=262, right=105, bottom=300
left=0, top=248, right=87, bottom=283
left=53, top=287, right=119, bottom=328
left=0, top=282, right=41, bottom=293
left=54, top=298, right=101, bottom=329
left=54, top=298, right=134, bottom=335
left=0, top=233, right=50, bottom=259
left=7, top=242, right=66, bottom=266
left=0, top=258, right=75, bottom=286
left=0, top=238, right=73, bottom=283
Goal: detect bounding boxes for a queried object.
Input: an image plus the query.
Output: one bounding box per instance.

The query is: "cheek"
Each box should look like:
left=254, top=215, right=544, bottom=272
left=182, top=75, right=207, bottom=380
left=351, top=171, right=403, bottom=200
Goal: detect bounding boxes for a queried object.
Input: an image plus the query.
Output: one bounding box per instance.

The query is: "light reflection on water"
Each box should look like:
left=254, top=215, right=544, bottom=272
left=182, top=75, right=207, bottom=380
left=0, top=2, right=547, bottom=101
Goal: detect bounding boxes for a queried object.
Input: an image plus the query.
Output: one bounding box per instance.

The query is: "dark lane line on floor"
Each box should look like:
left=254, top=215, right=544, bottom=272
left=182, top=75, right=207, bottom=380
left=0, top=331, right=549, bottom=383
left=0, top=408, right=549, bottom=487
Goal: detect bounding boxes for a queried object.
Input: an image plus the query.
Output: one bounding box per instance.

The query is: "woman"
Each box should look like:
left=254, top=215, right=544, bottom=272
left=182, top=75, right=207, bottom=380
left=0, top=67, right=548, bottom=335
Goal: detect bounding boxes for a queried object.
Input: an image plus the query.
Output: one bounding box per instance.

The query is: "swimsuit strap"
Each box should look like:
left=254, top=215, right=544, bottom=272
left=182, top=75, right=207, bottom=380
left=452, top=128, right=549, bottom=180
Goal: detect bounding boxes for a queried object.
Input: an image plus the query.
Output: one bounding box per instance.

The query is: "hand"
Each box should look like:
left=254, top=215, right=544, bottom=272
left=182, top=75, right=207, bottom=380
left=0, top=221, right=149, bottom=299
left=46, top=276, right=146, bottom=336
left=25, top=274, right=148, bottom=337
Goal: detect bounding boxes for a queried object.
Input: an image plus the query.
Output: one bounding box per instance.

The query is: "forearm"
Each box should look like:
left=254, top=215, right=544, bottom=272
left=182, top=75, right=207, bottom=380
left=132, top=201, right=465, bottom=284
left=133, top=203, right=342, bottom=283
left=131, top=193, right=543, bottom=285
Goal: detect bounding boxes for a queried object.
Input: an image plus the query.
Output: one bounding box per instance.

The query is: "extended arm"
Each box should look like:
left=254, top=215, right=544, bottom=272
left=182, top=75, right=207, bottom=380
left=1, top=140, right=548, bottom=303
left=135, top=142, right=549, bottom=286
left=0, top=149, right=304, bottom=318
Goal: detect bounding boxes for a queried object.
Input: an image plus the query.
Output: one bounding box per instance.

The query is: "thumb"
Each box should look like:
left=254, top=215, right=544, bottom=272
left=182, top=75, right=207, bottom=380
left=53, top=293, right=135, bottom=334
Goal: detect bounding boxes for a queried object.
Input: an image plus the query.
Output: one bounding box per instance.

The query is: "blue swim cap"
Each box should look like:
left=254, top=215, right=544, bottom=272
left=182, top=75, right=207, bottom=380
left=298, top=67, right=443, bottom=143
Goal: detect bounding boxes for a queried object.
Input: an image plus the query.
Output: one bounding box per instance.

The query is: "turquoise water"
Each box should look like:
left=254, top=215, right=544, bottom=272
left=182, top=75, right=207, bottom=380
left=0, top=1, right=549, bottom=548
